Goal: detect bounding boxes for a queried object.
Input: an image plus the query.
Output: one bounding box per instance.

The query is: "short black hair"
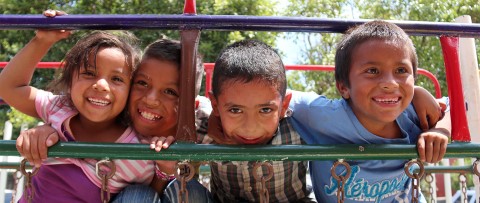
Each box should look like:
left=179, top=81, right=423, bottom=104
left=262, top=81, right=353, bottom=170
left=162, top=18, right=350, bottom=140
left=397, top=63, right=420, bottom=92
left=212, top=39, right=286, bottom=98
left=335, top=20, right=418, bottom=88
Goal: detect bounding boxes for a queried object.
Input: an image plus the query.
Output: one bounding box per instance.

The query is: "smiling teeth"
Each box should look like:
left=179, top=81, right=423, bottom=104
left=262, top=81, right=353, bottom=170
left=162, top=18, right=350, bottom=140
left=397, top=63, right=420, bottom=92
left=88, top=98, right=109, bottom=106
left=140, top=111, right=160, bottom=121
left=375, top=98, right=399, bottom=104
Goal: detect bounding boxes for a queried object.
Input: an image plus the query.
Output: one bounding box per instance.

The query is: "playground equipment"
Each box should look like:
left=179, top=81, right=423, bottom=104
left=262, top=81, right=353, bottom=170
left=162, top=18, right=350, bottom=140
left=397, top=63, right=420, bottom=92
left=1, top=0, right=480, bottom=202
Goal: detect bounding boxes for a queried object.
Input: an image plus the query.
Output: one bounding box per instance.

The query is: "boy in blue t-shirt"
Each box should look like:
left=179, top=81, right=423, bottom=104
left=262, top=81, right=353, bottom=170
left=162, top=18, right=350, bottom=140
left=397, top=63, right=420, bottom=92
left=289, top=20, right=450, bottom=202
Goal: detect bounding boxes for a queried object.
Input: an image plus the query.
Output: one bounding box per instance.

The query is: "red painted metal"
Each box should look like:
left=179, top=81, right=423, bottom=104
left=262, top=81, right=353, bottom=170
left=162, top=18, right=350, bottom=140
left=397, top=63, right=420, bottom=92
left=183, top=0, right=196, bottom=15
left=440, top=36, right=471, bottom=142
left=0, top=61, right=444, bottom=101
left=204, top=63, right=442, bottom=99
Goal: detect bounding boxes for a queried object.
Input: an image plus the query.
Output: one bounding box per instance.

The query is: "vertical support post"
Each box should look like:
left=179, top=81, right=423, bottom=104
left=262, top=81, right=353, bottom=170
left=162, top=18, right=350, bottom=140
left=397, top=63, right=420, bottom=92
left=176, top=0, right=200, bottom=142
left=454, top=15, right=480, bottom=202
left=0, top=121, right=12, bottom=203
left=183, top=0, right=196, bottom=15
left=439, top=36, right=471, bottom=142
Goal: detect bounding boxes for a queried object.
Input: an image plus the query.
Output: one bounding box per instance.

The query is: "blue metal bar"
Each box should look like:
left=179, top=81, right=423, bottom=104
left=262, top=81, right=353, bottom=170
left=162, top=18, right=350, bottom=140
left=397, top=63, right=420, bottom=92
left=1, top=15, right=480, bottom=37
left=0, top=140, right=479, bottom=161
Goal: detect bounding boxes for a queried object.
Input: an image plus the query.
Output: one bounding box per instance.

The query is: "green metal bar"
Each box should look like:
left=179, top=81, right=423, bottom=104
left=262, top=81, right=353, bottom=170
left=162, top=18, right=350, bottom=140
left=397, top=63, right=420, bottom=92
left=422, top=165, right=474, bottom=174
left=0, top=140, right=479, bottom=161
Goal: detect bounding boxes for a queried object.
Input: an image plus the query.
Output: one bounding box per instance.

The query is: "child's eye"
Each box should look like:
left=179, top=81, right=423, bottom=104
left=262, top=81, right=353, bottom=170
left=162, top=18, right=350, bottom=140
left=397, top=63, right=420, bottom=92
left=112, top=76, right=125, bottom=83
left=259, top=108, right=273, bottom=113
left=365, top=68, right=379, bottom=74
left=228, top=108, right=242, bottom=114
left=395, top=67, right=408, bottom=74
left=81, top=70, right=96, bottom=77
left=164, top=89, right=178, bottom=97
left=134, top=80, right=148, bottom=87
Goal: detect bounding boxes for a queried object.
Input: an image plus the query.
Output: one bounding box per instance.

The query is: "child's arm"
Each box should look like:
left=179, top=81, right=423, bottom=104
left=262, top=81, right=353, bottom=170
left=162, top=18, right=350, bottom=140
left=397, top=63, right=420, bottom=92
left=0, top=29, right=70, bottom=118
left=412, top=86, right=444, bottom=131
left=417, top=110, right=451, bottom=163
left=16, top=125, right=59, bottom=167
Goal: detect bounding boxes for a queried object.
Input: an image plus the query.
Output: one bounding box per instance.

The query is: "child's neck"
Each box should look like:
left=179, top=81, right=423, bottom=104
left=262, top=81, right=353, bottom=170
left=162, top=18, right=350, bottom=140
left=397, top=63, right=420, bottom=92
left=367, top=121, right=402, bottom=139
left=68, top=115, right=127, bottom=142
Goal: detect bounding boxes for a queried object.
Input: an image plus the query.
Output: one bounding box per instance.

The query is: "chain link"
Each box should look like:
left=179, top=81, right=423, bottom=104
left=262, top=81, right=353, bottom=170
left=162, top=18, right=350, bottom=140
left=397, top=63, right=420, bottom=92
left=331, top=160, right=352, bottom=203
left=424, top=173, right=435, bottom=203
left=473, top=159, right=480, bottom=185
left=175, top=162, right=195, bottom=203
left=20, top=159, right=39, bottom=203
left=459, top=173, right=468, bottom=203
left=252, top=162, right=274, bottom=203
left=404, top=159, right=425, bottom=203
left=95, top=159, right=116, bottom=203
left=10, top=169, right=23, bottom=203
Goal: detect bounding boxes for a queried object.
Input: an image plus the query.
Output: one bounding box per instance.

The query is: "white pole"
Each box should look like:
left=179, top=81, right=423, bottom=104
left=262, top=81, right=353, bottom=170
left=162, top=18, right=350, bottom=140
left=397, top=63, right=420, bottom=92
left=442, top=159, right=453, bottom=203
left=454, top=15, right=480, bottom=203
left=0, top=121, right=13, bottom=203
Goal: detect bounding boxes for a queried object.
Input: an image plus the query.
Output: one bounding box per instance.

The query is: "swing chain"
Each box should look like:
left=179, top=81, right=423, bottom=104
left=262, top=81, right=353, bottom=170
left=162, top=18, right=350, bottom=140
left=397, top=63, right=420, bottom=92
left=20, top=159, right=39, bottom=203
left=473, top=159, right=480, bottom=183
left=175, top=162, right=195, bottom=203
left=404, top=159, right=425, bottom=203
left=331, top=159, right=352, bottom=203
left=424, top=173, right=435, bottom=203
left=459, top=173, right=468, bottom=203
left=11, top=169, right=23, bottom=203
left=95, top=159, right=116, bottom=203
left=253, top=162, right=274, bottom=203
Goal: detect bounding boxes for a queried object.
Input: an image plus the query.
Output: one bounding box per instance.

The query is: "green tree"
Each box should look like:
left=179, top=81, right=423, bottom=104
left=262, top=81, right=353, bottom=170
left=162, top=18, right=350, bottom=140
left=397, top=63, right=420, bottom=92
left=357, top=0, right=480, bottom=97
left=0, top=0, right=279, bottom=139
left=282, top=0, right=480, bottom=99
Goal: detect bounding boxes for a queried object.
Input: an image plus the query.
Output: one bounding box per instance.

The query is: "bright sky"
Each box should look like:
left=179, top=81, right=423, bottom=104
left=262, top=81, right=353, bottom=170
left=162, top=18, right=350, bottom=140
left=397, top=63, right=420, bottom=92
left=274, top=0, right=301, bottom=64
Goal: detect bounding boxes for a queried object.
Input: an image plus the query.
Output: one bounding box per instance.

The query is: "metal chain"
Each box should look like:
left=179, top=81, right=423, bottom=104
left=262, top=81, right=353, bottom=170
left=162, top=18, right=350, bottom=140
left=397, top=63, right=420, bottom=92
left=404, top=159, right=425, bottom=203
left=175, top=162, right=195, bottom=203
left=20, top=159, right=39, bottom=203
left=252, top=162, right=274, bottom=203
left=331, top=159, right=352, bottom=203
left=473, top=159, right=480, bottom=187
left=10, top=169, right=23, bottom=203
left=459, top=173, right=468, bottom=203
left=95, top=159, right=116, bottom=203
left=424, top=173, right=435, bottom=203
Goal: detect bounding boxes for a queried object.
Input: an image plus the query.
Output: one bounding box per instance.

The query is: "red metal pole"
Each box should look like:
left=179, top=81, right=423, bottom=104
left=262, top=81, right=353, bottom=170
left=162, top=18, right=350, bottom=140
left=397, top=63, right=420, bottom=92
left=183, top=0, right=196, bottom=15
left=440, top=36, right=471, bottom=142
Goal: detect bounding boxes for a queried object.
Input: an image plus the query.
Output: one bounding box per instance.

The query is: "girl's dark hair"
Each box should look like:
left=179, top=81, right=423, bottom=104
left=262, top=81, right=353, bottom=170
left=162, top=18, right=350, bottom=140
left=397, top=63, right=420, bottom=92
left=48, top=31, right=140, bottom=125
left=48, top=31, right=140, bottom=105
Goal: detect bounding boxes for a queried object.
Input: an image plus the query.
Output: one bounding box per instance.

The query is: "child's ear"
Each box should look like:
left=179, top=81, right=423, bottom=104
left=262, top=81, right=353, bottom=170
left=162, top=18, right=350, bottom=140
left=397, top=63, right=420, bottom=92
left=208, top=91, right=220, bottom=116
left=336, top=81, right=350, bottom=99
left=280, top=91, right=292, bottom=117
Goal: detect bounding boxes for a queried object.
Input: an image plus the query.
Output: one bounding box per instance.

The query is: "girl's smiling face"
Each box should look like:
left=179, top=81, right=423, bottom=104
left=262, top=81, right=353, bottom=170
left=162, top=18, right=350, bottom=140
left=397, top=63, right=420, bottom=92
left=71, top=47, right=131, bottom=124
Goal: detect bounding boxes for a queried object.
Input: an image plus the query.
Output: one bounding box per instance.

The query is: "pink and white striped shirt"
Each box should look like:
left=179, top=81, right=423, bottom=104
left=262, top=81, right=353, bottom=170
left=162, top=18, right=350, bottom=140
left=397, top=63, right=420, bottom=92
left=28, top=90, right=155, bottom=201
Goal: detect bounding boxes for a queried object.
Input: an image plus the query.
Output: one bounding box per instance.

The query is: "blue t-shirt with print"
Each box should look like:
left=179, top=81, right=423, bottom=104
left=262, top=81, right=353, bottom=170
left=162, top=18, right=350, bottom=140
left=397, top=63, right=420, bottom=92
left=289, top=91, right=426, bottom=203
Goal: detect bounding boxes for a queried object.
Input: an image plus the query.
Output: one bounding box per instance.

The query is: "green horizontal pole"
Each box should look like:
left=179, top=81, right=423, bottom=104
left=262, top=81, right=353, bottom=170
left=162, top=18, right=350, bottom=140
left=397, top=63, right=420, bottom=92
left=422, top=165, right=475, bottom=174
left=0, top=140, right=479, bottom=161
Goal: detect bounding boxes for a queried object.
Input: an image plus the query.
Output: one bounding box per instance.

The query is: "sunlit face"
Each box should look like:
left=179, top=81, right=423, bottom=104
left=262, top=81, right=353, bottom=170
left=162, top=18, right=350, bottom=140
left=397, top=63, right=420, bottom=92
left=70, top=47, right=131, bottom=124
left=337, top=39, right=415, bottom=135
left=210, top=80, right=290, bottom=145
left=128, top=58, right=179, bottom=137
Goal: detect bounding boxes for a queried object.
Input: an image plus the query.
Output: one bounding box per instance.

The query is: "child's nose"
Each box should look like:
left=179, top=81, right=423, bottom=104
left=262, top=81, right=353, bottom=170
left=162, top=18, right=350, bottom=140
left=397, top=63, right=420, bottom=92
left=379, top=73, right=399, bottom=90
left=241, top=114, right=258, bottom=131
left=143, top=90, right=161, bottom=107
left=93, top=78, right=110, bottom=91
